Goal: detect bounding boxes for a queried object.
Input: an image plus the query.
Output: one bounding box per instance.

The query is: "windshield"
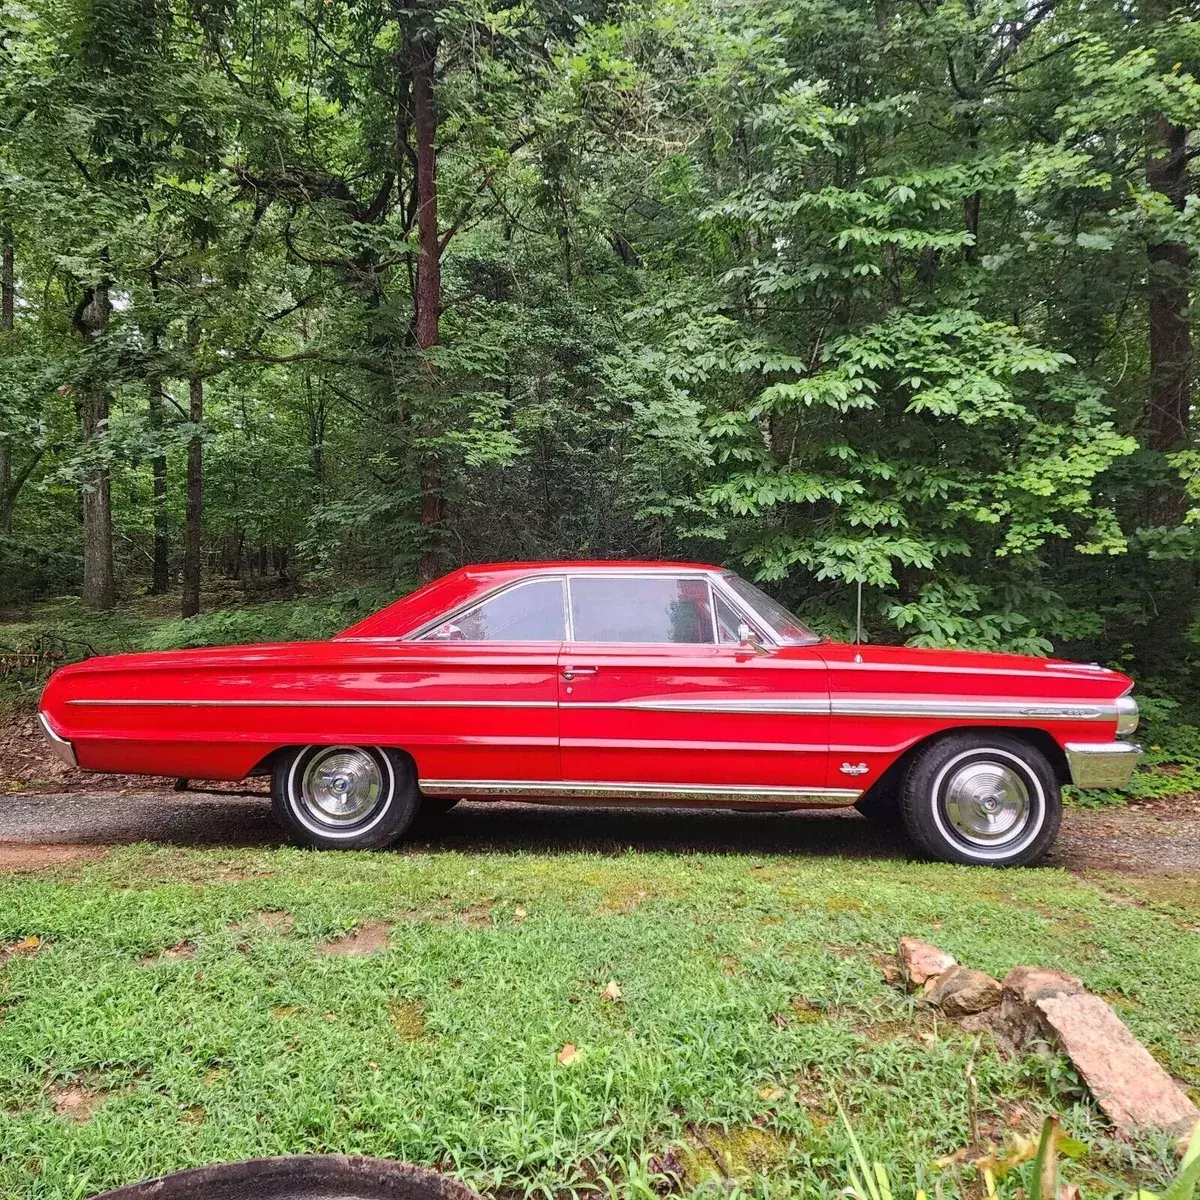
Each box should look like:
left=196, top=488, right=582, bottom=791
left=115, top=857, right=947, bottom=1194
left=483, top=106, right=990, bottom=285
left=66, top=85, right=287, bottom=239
left=723, top=574, right=821, bottom=645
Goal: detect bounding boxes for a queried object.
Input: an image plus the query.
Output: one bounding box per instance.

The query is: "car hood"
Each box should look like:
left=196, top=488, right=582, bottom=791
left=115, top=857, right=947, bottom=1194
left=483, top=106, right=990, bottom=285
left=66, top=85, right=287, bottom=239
left=817, top=641, right=1133, bottom=695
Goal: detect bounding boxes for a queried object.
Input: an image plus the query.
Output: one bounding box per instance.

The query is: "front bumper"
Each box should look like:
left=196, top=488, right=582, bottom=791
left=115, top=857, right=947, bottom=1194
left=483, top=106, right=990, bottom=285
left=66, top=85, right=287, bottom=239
left=37, top=712, right=78, bottom=768
left=1064, top=741, right=1142, bottom=789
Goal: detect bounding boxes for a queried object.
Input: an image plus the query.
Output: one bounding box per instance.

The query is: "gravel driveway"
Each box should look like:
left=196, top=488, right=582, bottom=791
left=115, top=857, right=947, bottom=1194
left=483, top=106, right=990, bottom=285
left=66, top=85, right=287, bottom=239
left=1, top=787, right=1197, bottom=875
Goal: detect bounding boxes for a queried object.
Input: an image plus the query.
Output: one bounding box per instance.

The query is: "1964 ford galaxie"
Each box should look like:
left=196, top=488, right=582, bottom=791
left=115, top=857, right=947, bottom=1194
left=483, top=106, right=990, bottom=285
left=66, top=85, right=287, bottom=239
left=38, top=561, right=1141, bottom=866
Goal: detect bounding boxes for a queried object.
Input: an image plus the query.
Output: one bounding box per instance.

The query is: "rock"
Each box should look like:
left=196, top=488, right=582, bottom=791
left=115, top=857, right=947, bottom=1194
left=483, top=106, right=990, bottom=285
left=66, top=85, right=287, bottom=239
left=1003, top=966, right=1086, bottom=1004
left=1035, top=992, right=1199, bottom=1137
left=923, top=966, right=1003, bottom=1017
left=997, top=967, right=1088, bottom=1052
left=898, top=937, right=957, bottom=988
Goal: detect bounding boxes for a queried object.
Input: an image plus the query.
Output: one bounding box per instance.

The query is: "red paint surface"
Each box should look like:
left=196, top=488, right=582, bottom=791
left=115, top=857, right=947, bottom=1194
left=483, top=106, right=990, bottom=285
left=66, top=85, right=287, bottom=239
left=39, top=562, right=1133, bottom=800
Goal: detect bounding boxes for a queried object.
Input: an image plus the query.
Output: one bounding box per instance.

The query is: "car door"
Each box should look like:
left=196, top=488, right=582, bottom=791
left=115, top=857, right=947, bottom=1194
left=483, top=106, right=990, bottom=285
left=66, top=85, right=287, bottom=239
left=384, top=575, right=565, bottom=787
left=557, top=572, right=833, bottom=800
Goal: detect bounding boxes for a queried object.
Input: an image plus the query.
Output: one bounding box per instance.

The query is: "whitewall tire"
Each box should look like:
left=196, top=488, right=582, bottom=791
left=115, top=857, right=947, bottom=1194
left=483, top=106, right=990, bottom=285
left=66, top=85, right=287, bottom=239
left=900, top=733, right=1061, bottom=867
left=271, top=745, right=419, bottom=850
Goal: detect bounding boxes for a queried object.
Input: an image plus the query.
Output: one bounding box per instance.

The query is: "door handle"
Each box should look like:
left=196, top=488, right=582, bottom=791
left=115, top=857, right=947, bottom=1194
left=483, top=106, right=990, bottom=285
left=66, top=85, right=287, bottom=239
left=561, top=665, right=599, bottom=681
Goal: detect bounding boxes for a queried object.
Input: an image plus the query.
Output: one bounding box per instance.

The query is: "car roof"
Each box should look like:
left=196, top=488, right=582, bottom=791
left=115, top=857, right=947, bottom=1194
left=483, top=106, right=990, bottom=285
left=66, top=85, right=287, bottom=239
left=460, top=561, right=725, bottom=573
left=335, top=561, right=729, bottom=639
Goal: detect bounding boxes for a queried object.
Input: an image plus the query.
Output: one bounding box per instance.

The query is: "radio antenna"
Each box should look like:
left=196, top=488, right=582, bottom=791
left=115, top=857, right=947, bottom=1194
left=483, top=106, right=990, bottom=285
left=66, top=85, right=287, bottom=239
left=855, top=576, right=863, bottom=646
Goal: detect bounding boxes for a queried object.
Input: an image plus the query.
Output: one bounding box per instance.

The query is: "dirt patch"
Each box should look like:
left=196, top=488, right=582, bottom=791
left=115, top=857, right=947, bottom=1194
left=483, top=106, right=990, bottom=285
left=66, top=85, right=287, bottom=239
left=0, top=842, right=105, bottom=874
left=49, top=1082, right=108, bottom=1123
left=390, top=1000, right=427, bottom=1040
left=318, top=921, right=391, bottom=956
left=789, top=996, right=826, bottom=1023
left=139, top=939, right=197, bottom=966
left=2, top=933, right=46, bottom=960
left=1054, top=794, right=1200, bottom=875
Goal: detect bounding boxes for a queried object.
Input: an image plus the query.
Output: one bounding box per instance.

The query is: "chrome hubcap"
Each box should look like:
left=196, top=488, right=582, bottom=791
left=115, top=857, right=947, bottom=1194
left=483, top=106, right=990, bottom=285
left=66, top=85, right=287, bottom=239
left=300, top=748, right=383, bottom=826
left=943, top=760, right=1030, bottom=846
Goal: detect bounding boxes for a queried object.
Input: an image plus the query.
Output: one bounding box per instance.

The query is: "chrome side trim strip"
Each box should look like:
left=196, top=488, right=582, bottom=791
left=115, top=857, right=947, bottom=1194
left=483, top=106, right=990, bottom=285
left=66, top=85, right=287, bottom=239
left=831, top=698, right=1114, bottom=721
left=420, top=779, right=861, bottom=805
left=564, top=699, right=830, bottom=714
left=67, top=696, right=1116, bottom=720
left=38, top=712, right=78, bottom=768
left=66, top=698, right=557, bottom=709
left=1064, top=741, right=1142, bottom=788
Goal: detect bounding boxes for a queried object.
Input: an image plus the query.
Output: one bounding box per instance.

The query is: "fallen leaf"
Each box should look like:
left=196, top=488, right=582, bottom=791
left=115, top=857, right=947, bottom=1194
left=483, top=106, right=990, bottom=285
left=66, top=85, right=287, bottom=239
left=759, top=1085, right=785, bottom=1102
left=556, top=1043, right=578, bottom=1065
left=514, top=907, right=527, bottom=921
left=602, top=980, right=622, bottom=1001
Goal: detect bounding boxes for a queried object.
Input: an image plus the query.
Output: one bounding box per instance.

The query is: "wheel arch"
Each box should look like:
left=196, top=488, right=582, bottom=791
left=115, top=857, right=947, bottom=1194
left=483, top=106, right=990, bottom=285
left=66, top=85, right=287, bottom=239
left=856, top=724, right=1070, bottom=813
left=246, top=743, right=420, bottom=779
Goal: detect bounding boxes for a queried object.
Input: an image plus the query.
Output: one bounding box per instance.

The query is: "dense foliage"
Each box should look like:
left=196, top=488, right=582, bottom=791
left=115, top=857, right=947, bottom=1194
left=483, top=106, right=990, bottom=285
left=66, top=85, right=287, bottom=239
left=1, top=0, right=1198, bottom=686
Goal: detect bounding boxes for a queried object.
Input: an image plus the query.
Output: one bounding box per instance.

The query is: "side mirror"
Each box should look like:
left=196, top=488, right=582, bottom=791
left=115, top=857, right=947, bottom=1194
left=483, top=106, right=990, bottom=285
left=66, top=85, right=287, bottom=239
left=737, top=622, right=769, bottom=655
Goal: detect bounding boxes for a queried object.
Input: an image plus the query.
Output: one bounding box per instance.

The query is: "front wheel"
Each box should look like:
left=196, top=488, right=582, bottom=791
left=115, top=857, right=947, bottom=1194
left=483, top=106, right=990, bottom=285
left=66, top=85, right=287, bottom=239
left=272, top=745, right=418, bottom=850
left=900, top=734, right=1061, bottom=867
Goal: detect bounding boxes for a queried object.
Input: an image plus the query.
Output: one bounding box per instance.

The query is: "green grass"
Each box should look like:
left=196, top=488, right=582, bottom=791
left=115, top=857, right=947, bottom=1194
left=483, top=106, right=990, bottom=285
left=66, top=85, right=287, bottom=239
left=1, top=847, right=1197, bottom=1199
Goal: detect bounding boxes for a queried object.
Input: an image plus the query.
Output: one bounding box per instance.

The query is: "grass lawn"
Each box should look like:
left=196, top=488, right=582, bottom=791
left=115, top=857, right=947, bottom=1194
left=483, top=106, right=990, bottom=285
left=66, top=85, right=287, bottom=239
left=1, top=845, right=1197, bottom=1200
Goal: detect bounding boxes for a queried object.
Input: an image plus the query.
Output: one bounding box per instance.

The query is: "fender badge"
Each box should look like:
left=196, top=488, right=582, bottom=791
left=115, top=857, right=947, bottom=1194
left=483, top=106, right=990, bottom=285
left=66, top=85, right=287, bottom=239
left=840, top=762, right=870, bottom=776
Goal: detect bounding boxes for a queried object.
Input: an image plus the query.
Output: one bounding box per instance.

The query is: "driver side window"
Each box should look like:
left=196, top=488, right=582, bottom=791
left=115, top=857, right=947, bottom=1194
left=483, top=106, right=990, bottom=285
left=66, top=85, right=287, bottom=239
left=421, top=578, right=566, bottom=642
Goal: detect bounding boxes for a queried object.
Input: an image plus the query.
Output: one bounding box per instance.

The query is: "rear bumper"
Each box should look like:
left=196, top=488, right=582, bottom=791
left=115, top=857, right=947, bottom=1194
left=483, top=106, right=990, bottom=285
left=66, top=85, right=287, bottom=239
left=37, top=712, right=78, bottom=769
left=1064, top=741, right=1142, bottom=788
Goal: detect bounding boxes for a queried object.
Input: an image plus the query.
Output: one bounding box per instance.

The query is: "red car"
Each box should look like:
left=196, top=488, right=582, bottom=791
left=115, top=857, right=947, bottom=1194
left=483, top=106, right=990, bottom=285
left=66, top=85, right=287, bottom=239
left=38, top=561, right=1141, bottom=866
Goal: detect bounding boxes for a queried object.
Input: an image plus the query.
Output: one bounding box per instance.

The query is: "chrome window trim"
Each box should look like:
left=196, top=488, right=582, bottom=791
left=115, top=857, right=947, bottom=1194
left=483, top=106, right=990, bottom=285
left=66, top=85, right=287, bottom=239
left=393, top=567, right=784, bottom=650
left=564, top=571, right=733, bottom=648
left=710, top=573, right=781, bottom=646
left=405, top=575, right=568, bottom=644
left=716, top=573, right=824, bottom=646
left=419, top=778, right=861, bottom=805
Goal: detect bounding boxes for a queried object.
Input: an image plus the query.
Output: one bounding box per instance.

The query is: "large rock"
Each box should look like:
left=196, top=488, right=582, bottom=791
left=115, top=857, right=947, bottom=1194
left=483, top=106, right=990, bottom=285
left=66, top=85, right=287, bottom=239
left=898, top=938, right=957, bottom=988
left=996, top=966, right=1088, bottom=1050
left=1035, top=992, right=1199, bottom=1137
left=1004, top=966, right=1087, bottom=1005
left=923, top=966, right=1003, bottom=1017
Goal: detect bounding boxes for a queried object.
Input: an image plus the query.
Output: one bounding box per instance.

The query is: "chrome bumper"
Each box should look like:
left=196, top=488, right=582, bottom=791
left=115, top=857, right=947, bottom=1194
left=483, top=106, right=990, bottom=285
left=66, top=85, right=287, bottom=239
left=1065, top=741, right=1141, bottom=789
left=37, top=712, right=78, bottom=768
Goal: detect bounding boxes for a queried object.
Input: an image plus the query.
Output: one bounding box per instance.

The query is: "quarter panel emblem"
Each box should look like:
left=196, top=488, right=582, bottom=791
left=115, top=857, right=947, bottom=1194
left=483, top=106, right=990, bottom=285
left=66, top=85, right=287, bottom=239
left=840, top=762, right=870, bottom=776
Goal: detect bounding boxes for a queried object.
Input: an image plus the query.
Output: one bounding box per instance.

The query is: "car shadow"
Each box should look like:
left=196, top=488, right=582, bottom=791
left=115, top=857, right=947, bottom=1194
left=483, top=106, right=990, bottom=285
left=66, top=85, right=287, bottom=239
left=410, top=800, right=911, bottom=859
left=1, top=791, right=912, bottom=860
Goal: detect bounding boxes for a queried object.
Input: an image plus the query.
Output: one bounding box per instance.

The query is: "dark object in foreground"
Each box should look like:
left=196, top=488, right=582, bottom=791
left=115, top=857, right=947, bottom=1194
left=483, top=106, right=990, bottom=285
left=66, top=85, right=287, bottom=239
left=90, top=1156, right=483, bottom=1200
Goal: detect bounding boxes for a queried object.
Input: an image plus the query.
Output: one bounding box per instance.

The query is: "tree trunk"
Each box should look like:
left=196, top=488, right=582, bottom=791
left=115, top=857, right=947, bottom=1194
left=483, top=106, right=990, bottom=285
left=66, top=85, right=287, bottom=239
left=181, top=316, right=203, bottom=617
left=0, top=229, right=12, bottom=533
left=76, top=284, right=115, bottom=610
left=1146, top=113, right=1191, bottom=458
left=148, top=374, right=170, bottom=594
left=410, top=29, right=445, bottom=585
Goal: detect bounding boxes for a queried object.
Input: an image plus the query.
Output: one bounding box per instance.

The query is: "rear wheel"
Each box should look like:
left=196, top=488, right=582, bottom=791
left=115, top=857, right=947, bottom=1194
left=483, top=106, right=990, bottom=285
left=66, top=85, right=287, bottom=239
left=900, top=733, right=1061, bottom=867
left=271, top=745, right=418, bottom=850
